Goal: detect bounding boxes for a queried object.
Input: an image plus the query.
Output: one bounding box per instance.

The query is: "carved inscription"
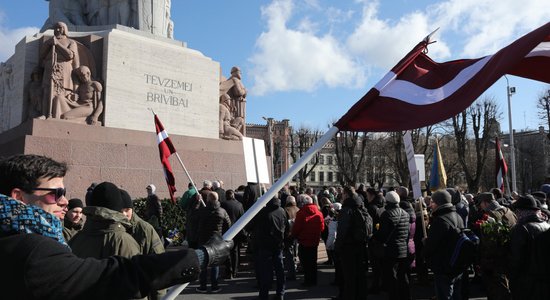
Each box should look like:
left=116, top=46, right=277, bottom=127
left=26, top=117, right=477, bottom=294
left=144, top=74, right=192, bottom=107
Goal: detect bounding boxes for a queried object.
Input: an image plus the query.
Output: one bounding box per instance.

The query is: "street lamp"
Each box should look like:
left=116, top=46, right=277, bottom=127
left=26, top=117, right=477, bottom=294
left=505, top=75, right=517, bottom=192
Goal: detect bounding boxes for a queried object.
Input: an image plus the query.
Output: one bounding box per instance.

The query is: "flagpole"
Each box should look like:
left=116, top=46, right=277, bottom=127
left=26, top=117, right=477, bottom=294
left=162, top=125, right=340, bottom=300
left=173, top=152, right=206, bottom=207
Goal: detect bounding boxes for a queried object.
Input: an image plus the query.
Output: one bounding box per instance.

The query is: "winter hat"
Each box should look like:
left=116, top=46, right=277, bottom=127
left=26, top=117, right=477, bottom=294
left=532, top=191, right=547, bottom=201
left=332, top=202, right=342, bottom=211
left=446, top=188, right=461, bottom=205
left=120, top=189, right=133, bottom=209
left=385, top=191, right=400, bottom=204
left=432, top=190, right=452, bottom=206
left=90, top=182, right=124, bottom=212
left=68, top=198, right=84, bottom=210
left=514, top=195, right=539, bottom=210
left=541, top=184, right=550, bottom=197
left=146, top=184, right=156, bottom=194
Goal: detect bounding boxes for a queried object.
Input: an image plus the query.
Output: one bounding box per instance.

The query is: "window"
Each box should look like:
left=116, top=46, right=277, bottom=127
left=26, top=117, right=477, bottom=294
left=319, top=155, right=324, bottom=165
left=328, top=172, right=333, bottom=182
left=310, top=171, right=316, bottom=182
left=319, top=172, right=325, bottom=182
left=327, top=155, right=333, bottom=165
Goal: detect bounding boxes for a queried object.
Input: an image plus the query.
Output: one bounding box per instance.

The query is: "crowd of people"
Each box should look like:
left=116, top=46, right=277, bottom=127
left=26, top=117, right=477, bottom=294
left=2, top=153, right=550, bottom=300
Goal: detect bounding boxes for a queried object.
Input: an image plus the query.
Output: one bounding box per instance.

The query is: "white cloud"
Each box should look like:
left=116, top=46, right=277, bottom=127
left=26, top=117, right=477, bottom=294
left=0, top=11, right=39, bottom=62
left=346, top=1, right=451, bottom=69
left=429, top=0, right=550, bottom=57
left=249, top=0, right=365, bottom=96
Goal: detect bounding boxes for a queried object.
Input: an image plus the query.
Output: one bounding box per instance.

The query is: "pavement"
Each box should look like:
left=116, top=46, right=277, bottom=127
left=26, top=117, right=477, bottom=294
left=173, top=243, right=488, bottom=300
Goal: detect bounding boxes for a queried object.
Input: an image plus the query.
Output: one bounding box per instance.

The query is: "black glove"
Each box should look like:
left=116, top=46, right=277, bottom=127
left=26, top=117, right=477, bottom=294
left=200, top=233, right=234, bottom=267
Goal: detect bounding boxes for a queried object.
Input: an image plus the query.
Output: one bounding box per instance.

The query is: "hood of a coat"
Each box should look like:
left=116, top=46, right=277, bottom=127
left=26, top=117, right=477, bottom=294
left=83, top=206, right=132, bottom=227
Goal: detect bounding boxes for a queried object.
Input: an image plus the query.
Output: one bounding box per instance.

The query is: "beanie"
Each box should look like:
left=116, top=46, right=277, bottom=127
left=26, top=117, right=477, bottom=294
left=90, top=182, right=124, bottom=212
left=68, top=198, right=84, bottom=210
left=120, top=189, right=133, bottom=209
left=146, top=184, right=156, bottom=194
left=446, top=188, right=461, bottom=205
left=385, top=191, right=400, bottom=204
left=432, top=190, right=452, bottom=206
left=541, top=184, right=550, bottom=197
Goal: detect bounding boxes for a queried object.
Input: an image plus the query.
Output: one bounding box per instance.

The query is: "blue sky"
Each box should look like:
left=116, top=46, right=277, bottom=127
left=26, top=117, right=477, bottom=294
left=1, top=0, right=549, bottom=132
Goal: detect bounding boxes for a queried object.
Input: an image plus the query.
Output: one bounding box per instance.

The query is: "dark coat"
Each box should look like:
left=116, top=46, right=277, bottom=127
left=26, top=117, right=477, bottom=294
left=335, top=195, right=368, bottom=250
left=251, top=198, right=288, bottom=250
left=62, top=218, right=83, bottom=241
left=423, top=204, right=464, bottom=275
left=220, top=197, right=246, bottom=242
left=373, top=203, right=410, bottom=259
left=196, top=201, right=231, bottom=246
left=509, top=212, right=550, bottom=299
left=0, top=233, right=200, bottom=300
left=366, top=194, right=385, bottom=228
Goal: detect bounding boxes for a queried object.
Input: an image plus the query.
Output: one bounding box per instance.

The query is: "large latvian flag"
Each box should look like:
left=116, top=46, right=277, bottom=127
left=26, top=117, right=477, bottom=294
left=495, top=137, right=508, bottom=192
left=335, top=22, right=550, bottom=132
left=154, top=114, right=177, bottom=204
left=428, top=140, right=447, bottom=191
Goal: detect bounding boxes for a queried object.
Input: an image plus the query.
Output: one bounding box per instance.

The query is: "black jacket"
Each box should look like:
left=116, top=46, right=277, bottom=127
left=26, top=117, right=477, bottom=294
left=0, top=233, right=199, bottom=300
left=374, top=203, right=410, bottom=259
left=424, top=204, right=464, bottom=274
left=250, top=198, right=288, bottom=250
left=196, top=201, right=231, bottom=246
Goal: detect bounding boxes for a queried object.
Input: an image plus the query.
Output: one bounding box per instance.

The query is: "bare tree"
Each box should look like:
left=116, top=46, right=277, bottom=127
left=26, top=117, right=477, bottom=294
left=450, top=96, right=500, bottom=192
left=333, top=130, right=368, bottom=187
left=289, top=126, right=322, bottom=190
left=537, top=88, right=550, bottom=140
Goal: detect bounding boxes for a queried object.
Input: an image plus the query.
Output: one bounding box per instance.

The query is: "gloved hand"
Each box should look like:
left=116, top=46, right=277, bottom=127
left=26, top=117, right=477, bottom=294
left=200, top=233, right=234, bottom=267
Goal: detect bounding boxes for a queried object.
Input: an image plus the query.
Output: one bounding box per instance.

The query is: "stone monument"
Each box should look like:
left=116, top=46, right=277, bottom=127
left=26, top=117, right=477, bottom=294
left=0, top=2, right=251, bottom=200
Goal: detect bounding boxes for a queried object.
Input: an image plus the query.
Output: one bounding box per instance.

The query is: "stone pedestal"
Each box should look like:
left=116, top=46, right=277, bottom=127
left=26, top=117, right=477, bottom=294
left=0, top=119, right=247, bottom=201
left=1, top=25, right=220, bottom=139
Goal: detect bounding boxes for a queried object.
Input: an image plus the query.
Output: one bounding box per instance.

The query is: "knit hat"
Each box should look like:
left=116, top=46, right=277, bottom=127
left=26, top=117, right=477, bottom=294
left=90, top=182, right=124, bottom=212
left=432, top=190, right=452, bottom=206
left=446, top=188, right=461, bottom=205
left=385, top=191, right=400, bottom=204
left=514, top=195, right=539, bottom=210
left=541, top=184, right=550, bottom=197
left=68, top=198, right=83, bottom=210
left=333, top=202, right=342, bottom=211
left=146, top=184, right=156, bottom=194
left=120, top=189, right=133, bottom=209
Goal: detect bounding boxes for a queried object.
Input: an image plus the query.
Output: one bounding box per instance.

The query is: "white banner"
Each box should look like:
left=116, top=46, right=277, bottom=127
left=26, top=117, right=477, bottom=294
left=403, top=131, right=422, bottom=198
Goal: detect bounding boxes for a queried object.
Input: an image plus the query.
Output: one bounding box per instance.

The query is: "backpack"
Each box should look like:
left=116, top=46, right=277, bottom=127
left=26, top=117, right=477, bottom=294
left=441, top=214, right=480, bottom=277
left=352, top=206, right=373, bottom=244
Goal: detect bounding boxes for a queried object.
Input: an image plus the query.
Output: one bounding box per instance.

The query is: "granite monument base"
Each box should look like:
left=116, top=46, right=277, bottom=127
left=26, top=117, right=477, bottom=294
left=0, top=119, right=247, bottom=201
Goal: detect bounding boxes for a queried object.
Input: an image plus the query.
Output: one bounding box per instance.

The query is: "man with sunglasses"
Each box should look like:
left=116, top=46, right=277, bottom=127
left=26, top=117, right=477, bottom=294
left=0, top=154, right=233, bottom=300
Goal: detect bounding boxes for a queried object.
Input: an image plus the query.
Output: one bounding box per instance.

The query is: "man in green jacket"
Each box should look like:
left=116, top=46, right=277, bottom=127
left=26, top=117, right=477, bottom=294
left=120, top=189, right=166, bottom=300
left=69, top=182, right=141, bottom=259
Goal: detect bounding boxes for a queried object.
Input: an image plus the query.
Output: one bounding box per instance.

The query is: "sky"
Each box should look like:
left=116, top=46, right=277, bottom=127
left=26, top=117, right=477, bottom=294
left=1, top=0, right=549, bottom=133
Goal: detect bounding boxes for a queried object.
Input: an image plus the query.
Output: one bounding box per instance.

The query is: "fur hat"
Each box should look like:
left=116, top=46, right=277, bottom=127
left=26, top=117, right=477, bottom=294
left=68, top=198, right=83, bottom=210
left=90, top=182, right=124, bottom=212
left=385, top=191, right=400, bottom=204
left=432, top=190, right=452, bottom=206
left=120, top=189, right=133, bottom=209
left=514, top=195, right=539, bottom=211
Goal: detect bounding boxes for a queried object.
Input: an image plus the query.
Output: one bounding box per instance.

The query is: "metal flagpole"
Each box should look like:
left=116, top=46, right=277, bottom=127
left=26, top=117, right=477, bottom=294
left=173, top=152, right=205, bottom=207
left=162, top=125, right=340, bottom=300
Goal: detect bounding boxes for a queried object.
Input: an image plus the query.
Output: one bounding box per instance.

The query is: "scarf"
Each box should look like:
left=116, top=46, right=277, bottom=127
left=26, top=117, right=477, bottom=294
left=0, top=194, right=68, bottom=247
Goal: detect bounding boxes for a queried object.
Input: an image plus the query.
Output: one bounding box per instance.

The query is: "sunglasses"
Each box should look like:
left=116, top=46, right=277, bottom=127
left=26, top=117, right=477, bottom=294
left=30, top=187, right=67, bottom=204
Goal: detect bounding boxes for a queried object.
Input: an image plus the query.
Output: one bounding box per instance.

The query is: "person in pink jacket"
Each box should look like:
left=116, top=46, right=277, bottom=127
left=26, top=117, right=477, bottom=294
left=291, top=194, right=325, bottom=286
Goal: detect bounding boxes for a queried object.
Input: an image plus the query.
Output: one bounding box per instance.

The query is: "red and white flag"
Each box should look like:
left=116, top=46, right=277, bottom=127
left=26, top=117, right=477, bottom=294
left=335, top=22, right=550, bottom=132
left=154, top=114, right=177, bottom=203
left=495, top=137, right=508, bottom=192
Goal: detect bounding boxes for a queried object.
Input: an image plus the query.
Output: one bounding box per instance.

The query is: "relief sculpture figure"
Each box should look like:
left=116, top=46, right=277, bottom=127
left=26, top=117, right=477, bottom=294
left=220, top=66, right=247, bottom=136
left=219, top=94, right=243, bottom=141
left=39, top=22, right=80, bottom=118
left=51, top=65, right=103, bottom=125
